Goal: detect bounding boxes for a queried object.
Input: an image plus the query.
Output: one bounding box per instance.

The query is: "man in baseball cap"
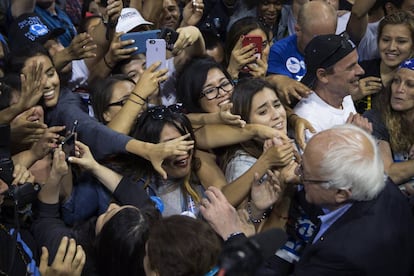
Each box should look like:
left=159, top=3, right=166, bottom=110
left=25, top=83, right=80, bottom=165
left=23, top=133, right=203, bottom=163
left=294, top=33, right=366, bottom=142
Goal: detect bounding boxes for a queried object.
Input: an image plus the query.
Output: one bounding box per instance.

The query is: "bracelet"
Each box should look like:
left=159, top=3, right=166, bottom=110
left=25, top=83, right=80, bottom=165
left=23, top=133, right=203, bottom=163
left=128, top=98, right=145, bottom=106
left=246, top=200, right=272, bottom=224
left=131, top=91, right=148, bottom=103
left=103, top=55, right=113, bottom=70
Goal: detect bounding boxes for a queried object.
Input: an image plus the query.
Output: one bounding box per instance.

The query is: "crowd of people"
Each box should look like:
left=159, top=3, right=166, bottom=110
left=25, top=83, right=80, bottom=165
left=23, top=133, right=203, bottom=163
left=0, top=0, right=414, bottom=275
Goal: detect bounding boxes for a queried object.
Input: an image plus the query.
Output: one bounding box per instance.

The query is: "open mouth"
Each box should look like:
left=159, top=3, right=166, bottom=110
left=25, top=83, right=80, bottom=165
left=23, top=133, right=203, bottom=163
left=43, top=89, right=55, bottom=100
left=173, top=156, right=189, bottom=168
left=272, top=121, right=284, bottom=130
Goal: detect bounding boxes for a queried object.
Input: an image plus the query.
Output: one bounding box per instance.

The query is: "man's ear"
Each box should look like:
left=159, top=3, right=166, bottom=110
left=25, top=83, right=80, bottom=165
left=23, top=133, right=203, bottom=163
left=316, top=68, right=328, bottom=84
left=335, top=188, right=352, bottom=204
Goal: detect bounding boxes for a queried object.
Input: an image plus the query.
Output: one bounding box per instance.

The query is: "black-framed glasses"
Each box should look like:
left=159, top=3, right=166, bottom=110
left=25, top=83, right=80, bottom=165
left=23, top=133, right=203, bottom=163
left=297, top=164, right=330, bottom=185
left=107, top=98, right=128, bottom=107
left=147, top=103, right=184, bottom=120
left=200, top=81, right=233, bottom=100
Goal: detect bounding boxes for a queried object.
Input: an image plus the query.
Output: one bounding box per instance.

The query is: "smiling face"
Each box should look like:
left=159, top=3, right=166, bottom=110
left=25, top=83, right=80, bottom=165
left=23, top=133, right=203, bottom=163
left=199, top=68, right=233, bottom=113
left=160, top=0, right=180, bottom=30
left=249, top=87, right=287, bottom=133
left=390, top=67, right=414, bottom=112
left=258, top=0, right=283, bottom=27
left=325, top=50, right=365, bottom=98
left=160, top=123, right=193, bottom=179
left=379, top=24, right=413, bottom=69
left=22, top=54, right=60, bottom=108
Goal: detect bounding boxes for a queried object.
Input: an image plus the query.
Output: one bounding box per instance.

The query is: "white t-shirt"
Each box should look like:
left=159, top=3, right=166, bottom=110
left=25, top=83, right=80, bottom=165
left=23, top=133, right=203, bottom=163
left=294, top=92, right=356, bottom=142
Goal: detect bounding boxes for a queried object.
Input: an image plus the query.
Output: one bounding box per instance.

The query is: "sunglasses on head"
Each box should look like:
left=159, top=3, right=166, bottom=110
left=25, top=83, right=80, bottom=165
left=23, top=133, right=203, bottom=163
left=147, top=103, right=184, bottom=120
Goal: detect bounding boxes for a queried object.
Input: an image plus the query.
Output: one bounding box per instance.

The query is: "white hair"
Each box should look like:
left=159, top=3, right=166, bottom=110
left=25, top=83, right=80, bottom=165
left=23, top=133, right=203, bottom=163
left=318, top=124, right=385, bottom=201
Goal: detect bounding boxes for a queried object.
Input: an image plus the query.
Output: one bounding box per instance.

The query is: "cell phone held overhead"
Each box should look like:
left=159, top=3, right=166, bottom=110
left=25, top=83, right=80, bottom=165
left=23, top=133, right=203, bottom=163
left=120, top=29, right=161, bottom=55
left=146, top=38, right=167, bottom=70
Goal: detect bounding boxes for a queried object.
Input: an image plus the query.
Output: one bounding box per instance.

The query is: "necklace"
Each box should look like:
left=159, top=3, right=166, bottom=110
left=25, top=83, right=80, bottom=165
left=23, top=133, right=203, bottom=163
left=0, top=224, right=30, bottom=276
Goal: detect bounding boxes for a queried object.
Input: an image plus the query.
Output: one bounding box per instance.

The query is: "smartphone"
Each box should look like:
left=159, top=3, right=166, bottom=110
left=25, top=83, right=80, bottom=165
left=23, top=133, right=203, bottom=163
left=120, top=30, right=161, bottom=55
left=146, top=39, right=167, bottom=70
left=61, top=120, right=78, bottom=161
left=159, top=27, right=179, bottom=51
left=241, top=35, right=263, bottom=72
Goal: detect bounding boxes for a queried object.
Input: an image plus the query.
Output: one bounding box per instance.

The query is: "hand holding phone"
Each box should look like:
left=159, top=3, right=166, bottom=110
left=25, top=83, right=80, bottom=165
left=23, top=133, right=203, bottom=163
left=241, top=35, right=262, bottom=72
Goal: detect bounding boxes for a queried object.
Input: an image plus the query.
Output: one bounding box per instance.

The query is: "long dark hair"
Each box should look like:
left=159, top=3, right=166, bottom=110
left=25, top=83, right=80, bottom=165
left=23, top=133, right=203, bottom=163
left=176, top=56, right=232, bottom=113
left=94, top=207, right=150, bottom=276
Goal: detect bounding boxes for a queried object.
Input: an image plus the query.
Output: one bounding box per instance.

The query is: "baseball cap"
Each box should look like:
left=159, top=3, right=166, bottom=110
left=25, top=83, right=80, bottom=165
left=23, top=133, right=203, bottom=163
left=301, top=33, right=356, bottom=88
left=116, top=8, right=153, bottom=33
left=8, top=13, right=65, bottom=50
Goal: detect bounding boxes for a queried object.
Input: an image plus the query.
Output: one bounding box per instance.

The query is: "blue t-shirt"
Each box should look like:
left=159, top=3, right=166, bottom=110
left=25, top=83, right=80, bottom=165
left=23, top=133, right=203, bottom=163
left=267, top=34, right=306, bottom=81
left=35, top=5, right=77, bottom=47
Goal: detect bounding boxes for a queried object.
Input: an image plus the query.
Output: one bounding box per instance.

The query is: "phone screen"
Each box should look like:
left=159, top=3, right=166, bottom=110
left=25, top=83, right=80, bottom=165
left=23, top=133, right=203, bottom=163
left=61, top=133, right=75, bottom=160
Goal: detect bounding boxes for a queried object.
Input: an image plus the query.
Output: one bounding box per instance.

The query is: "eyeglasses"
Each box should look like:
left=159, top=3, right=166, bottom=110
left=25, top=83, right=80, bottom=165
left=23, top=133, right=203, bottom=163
left=147, top=103, right=184, bottom=120
left=200, top=81, right=233, bottom=100
left=107, top=98, right=128, bottom=107
left=297, top=164, right=330, bottom=185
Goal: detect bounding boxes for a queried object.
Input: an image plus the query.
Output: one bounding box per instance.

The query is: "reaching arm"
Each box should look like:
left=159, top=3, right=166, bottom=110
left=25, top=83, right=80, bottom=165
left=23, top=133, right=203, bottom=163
left=346, top=0, right=376, bottom=45
left=379, top=140, right=414, bottom=185
left=194, top=123, right=286, bottom=150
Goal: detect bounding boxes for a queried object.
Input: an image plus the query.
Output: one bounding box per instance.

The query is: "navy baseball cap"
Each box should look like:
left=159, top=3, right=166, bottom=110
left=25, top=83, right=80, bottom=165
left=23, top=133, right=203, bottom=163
left=301, top=33, right=356, bottom=88
left=8, top=13, right=65, bottom=50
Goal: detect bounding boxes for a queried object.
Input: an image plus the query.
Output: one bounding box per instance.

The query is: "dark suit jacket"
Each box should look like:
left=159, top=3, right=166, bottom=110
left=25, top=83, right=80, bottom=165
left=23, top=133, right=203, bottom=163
left=294, top=181, right=414, bottom=276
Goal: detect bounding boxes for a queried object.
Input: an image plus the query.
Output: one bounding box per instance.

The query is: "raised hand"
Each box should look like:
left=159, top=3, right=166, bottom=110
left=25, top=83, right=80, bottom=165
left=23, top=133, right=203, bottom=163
left=67, top=141, right=99, bottom=172
left=10, top=107, right=47, bottom=145
left=219, top=102, right=246, bottom=127
left=346, top=112, right=373, bottom=134
left=31, top=125, right=66, bottom=161
left=104, top=32, right=137, bottom=69
left=147, top=134, right=195, bottom=179
left=133, top=61, right=169, bottom=100
left=66, top=32, right=97, bottom=61
left=250, top=170, right=282, bottom=211
left=200, top=186, right=243, bottom=240
left=181, top=0, right=204, bottom=27
left=39, top=237, right=86, bottom=276
left=227, top=36, right=257, bottom=79
left=19, top=61, right=46, bottom=111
